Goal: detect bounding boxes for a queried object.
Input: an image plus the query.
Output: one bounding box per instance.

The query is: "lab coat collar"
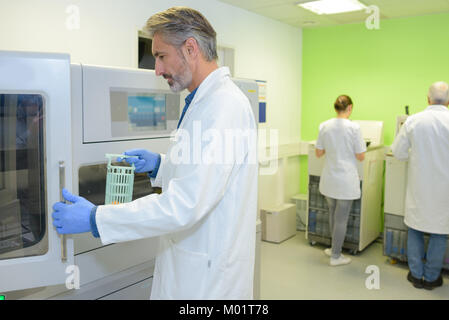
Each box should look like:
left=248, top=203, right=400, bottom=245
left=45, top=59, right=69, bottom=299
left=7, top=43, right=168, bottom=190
left=190, top=66, right=231, bottom=105
left=176, top=67, right=230, bottom=130
left=425, top=104, right=449, bottom=112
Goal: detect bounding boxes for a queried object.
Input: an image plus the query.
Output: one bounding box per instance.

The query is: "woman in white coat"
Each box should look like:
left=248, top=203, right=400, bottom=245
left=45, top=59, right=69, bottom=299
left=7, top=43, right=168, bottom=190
left=392, top=81, right=449, bottom=290
left=52, top=7, right=258, bottom=299
left=315, top=95, right=366, bottom=266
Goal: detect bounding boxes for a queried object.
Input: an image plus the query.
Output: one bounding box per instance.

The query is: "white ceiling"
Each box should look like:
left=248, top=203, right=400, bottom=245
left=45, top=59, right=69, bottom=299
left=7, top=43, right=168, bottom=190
left=217, top=0, right=449, bottom=28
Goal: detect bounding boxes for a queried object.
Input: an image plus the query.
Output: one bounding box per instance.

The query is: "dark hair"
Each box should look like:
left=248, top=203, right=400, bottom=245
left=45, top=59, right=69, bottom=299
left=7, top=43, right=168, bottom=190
left=334, top=95, right=353, bottom=112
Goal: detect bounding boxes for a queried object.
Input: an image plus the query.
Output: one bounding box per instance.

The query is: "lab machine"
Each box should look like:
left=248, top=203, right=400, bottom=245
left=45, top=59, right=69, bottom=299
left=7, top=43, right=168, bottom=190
left=306, top=120, right=385, bottom=255
left=383, top=154, right=449, bottom=269
left=0, top=51, right=261, bottom=299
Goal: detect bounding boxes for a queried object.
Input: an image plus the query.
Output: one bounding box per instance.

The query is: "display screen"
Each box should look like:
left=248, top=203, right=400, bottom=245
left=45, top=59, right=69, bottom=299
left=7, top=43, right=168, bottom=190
left=110, top=89, right=180, bottom=138
left=127, top=94, right=167, bottom=132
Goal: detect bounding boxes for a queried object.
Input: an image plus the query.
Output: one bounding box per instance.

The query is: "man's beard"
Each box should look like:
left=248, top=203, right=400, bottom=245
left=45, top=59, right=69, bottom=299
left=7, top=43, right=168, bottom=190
left=164, top=56, right=192, bottom=93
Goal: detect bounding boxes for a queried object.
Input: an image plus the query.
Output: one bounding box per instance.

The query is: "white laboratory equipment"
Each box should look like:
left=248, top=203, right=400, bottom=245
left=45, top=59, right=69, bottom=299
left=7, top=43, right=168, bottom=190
left=306, top=120, right=385, bottom=255
left=383, top=154, right=449, bottom=269
left=0, top=51, right=74, bottom=293
left=381, top=111, right=409, bottom=261
left=0, top=50, right=261, bottom=299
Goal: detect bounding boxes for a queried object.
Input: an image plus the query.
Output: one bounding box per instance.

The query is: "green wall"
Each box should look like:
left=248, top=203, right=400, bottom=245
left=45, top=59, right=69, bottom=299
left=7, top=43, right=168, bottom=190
left=300, top=12, right=449, bottom=194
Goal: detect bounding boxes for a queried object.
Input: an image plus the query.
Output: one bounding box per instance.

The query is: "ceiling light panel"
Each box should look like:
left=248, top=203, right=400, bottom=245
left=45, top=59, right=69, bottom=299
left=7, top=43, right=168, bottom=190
left=298, top=0, right=367, bottom=15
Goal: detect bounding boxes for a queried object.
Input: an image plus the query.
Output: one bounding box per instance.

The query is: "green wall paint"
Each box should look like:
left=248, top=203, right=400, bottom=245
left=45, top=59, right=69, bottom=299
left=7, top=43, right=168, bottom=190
left=300, top=12, right=449, bottom=195
left=299, top=156, right=308, bottom=194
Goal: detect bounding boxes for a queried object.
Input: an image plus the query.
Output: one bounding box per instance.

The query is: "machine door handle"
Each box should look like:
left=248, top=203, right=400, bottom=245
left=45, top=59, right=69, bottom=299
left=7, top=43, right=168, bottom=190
left=59, top=161, right=67, bottom=262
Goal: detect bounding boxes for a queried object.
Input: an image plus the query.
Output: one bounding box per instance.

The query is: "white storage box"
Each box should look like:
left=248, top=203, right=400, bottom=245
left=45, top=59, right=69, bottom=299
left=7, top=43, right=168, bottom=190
left=261, top=203, right=296, bottom=243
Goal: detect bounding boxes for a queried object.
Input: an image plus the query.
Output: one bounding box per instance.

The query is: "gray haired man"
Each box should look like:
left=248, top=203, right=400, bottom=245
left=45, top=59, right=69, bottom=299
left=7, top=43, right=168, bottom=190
left=392, top=81, right=449, bottom=290
left=52, top=7, right=259, bottom=300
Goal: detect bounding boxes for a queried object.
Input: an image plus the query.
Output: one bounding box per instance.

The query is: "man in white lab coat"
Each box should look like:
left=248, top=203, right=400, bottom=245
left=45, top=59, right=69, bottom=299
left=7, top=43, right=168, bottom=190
left=52, top=7, right=258, bottom=299
left=391, top=81, right=449, bottom=290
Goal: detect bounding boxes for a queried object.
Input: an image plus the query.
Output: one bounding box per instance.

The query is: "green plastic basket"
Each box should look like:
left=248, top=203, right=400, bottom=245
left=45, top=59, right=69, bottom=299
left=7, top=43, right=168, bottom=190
left=105, top=153, right=138, bottom=205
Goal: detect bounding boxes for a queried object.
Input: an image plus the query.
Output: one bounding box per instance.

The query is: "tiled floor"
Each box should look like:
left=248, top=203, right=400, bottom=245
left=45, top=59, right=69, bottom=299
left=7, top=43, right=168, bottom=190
left=260, top=231, right=449, bottom=300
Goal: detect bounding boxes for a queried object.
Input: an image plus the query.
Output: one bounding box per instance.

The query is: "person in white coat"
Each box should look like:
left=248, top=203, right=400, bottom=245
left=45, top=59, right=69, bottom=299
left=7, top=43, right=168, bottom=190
left=52, top=7, right=258, bottom=299
left=391, top=81, right=449, bottom=290
left=315, top=95, right=366, bottom=266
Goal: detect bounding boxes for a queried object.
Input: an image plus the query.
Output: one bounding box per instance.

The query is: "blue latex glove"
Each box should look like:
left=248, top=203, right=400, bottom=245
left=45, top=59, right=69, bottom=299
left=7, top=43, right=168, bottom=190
left=52, top=188, right=95, bottom=234
left=117, top=149, right=160, bottom=173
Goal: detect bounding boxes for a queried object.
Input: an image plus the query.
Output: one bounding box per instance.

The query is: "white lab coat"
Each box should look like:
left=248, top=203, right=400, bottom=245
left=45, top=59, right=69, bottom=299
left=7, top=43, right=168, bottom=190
left=95, top=67, right=259, bottom=299
left=316, top=118, right=366, bottom=200
left=391, top=105, right=449, bottom=235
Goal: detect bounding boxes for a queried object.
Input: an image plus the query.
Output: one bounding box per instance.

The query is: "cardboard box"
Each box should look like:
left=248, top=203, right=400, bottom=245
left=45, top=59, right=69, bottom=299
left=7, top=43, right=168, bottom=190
left=261, top=203, right=296, bottom=243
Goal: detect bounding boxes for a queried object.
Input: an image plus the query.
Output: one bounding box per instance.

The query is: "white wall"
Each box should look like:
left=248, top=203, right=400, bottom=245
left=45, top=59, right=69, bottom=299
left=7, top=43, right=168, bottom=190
left=1, top=0, right=303, bottom=210
left=0, top=0, right=302, bottom=145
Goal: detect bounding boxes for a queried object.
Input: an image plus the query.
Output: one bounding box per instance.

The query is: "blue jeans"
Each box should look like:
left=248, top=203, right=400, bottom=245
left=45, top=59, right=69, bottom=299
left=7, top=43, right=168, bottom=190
left=407, top=227, right=448, bottom=282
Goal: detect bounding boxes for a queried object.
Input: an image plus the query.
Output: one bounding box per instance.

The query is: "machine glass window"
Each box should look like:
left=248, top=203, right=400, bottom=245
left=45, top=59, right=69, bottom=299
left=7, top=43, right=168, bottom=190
left=79, top=164, right=161, bottom=206
left=0, top=94, right=48, bottom=260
